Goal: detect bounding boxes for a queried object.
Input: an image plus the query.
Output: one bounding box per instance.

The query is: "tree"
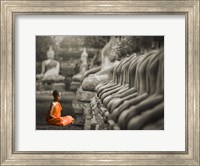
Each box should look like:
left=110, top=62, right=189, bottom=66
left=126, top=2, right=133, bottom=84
left=83, top=36, right=110, bottom=49
left=59, top=36, right=84, bottom=49
left=36, top=36, right=55, bottom=61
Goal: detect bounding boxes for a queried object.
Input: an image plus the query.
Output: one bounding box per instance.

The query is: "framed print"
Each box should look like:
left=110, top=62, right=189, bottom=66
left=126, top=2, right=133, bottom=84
left=0, top=0, right=199, bottom=165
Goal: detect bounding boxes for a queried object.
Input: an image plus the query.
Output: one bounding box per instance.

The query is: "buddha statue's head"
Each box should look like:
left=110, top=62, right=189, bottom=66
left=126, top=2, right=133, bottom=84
left=47, top=46, right=55, bottom=59
left=109, top=45, right=120, bottom=62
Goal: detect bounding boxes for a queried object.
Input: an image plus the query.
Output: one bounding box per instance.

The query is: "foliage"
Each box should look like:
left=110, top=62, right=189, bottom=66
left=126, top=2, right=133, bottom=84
left=36, top=36, right=55, bottom=61
left=59, top=36, right=84, bottom=49
left=83, top=36, right=110, bottom=49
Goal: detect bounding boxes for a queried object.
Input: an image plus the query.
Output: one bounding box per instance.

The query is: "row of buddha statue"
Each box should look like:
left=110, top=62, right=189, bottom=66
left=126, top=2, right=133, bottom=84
left=79, top=36, right=164, bottom=130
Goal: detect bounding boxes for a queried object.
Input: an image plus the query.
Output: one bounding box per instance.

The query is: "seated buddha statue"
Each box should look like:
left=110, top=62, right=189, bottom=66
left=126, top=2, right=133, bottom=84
left=71, top=47, right=89, bottom=82
left=81, top=37, right=121, bottom=92
left=36, top=46, right=65, bottom=83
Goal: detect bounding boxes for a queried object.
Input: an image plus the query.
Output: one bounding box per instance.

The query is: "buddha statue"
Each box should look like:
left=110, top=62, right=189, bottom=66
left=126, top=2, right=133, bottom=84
left=36, top=46, right=65, bottom=83
left=36, top=46, right=65, bottom=92
left=71, top=47, right=88, bottom=82
left=81, top=37, right=121, bottom=92
left=70, top=48, right=89, bottom=91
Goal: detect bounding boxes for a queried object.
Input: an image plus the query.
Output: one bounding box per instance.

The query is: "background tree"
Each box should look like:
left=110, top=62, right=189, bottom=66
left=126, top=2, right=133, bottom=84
left=36, top=36, right=55, bottom=61
left=83, top=36, right=110, bottom=49
left=59, top=36, right=84, bottom=49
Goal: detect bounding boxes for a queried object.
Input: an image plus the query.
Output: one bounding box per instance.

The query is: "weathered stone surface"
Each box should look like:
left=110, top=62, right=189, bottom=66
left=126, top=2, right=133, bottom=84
left=113, top=125, right=120, bottom=130
left=107, top=119, right=116, bottom=130
left=70, top=81, right=81, bottom=91
left=72, top=100, right=84, bottom=114
left=72, top=73, right=83, bottom=82
left=36, top=82, right=66, bottom=92
left=91, top=117, right=97, bottom=130
left=82, top=75, right=108, bottom=92
left=76, top=86, right=96, bottom=102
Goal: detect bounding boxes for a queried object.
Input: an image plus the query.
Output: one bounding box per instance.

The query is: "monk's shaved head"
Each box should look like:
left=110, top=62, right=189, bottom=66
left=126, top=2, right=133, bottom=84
left=52, top=90, right=59, bottom=98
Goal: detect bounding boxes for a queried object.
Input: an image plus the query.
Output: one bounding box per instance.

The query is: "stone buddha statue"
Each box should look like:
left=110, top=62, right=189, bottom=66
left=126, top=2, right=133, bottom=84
left=70, top=47, right=89, bottom=91
left=81, top=37, right=121, bottom=92
left=72, top=47, right=88, bottom=81
left=80, top=47, right=89, bottom=73
left=36, top=46, right=65, bottom=83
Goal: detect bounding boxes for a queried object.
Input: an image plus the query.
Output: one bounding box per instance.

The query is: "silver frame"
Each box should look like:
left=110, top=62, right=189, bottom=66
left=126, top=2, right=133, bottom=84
left=1, top=0, right=199, bottom=165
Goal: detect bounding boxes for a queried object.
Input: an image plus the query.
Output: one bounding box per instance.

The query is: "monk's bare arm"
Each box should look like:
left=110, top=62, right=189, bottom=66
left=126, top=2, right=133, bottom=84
left=49, top=103, right=56, bottom=118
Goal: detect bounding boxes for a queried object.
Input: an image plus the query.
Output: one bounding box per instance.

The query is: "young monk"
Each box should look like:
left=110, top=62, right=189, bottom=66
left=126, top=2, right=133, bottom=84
left=46, top=90, right=75, bottom=126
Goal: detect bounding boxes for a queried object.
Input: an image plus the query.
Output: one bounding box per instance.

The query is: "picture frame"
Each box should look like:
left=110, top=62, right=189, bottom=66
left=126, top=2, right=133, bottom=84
left=0, top=0, right=199, bottom=165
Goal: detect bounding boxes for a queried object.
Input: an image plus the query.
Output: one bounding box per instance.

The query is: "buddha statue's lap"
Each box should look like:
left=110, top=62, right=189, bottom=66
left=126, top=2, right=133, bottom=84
left=98, top=55, right=140, bottom=117
left=142, top=117, right=164, bottom=130
left=101, top=85, right=123, bottom=101
left=95, top=54, right=138, bottom=113
left=105, top=86, right=137, bottom=115
left=81, top=74, right=110, bottom=92
left=96, top=55, right=135, bottom=93
left=81, top=61, right=119, bottom=92
left=96, top=59, right=127, bottom=96
left=95, top=57, right=124, bottom=93
left=102, top=84, right=129, bottom=107
left=100, top=55, right=137, bottom=105
left=108, top=88, right=137, bottom=111
left=118, top=94, right=163, bottom=128
left=111, top=92, right=148, bottom=121
left=127, top=102, right=164, bottom=130
left=85, top=59, right=121, bottom=93
left=106, top=56, right=145, bottom=113
left=97, top=40, right=144, bottom=106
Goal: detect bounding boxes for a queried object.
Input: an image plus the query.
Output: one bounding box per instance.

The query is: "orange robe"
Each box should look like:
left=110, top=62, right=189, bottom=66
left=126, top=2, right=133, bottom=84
left=46, top=102, right=74, bottom=126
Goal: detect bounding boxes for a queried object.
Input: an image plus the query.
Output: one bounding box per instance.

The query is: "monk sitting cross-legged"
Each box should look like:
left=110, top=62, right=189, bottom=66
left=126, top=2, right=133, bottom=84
left=46, top=90, right=74, bottom=126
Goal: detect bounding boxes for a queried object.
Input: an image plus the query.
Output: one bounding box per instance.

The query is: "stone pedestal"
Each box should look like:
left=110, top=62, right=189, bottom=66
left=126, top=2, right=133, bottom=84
left=76, top=86, right=96, bottom=102
left=82, top=103, right=92, bottom=130
left=72, top=100, right=90, bottom=114
left=36, top=82, right=65, bottom=92
left=70, top=81, right=82, bottom=91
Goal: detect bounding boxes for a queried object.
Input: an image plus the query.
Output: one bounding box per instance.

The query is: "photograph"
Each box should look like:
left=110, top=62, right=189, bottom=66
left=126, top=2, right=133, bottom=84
left=1, top=0, right=199, bottom=165
left=36, top=36, right=164, bottom=130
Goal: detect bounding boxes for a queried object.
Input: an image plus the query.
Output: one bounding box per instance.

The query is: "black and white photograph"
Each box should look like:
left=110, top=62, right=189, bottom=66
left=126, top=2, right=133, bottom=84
left=36, top=36, right=164, bottom=130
